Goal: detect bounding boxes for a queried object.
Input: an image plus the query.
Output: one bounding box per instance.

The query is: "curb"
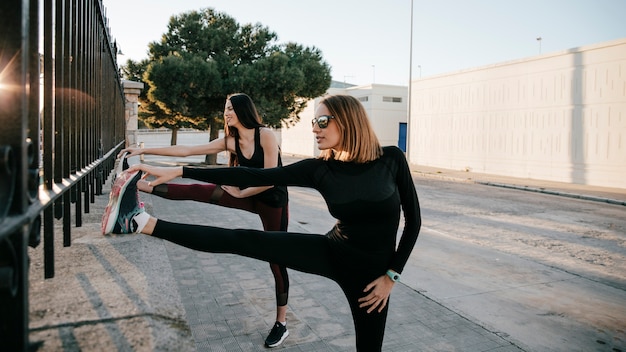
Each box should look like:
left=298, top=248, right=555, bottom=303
left=412, top=170, right=626, bottom=207
left=475, top=181, right=626, bottom=206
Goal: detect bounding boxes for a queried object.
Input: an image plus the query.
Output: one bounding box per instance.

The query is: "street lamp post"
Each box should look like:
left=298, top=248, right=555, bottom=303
left=372, top=65, right=375, bottom=83
left=343, top=75, right=354, bottom=87
left=406, top=0, right=414, bottom=161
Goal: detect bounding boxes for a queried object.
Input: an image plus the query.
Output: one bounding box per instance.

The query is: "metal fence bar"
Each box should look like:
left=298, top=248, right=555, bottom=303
left=0, top=2, right=33, bottom=350
left=42, top=0, right=55, bottom=282
left=0, top=0, right=126, bottom=350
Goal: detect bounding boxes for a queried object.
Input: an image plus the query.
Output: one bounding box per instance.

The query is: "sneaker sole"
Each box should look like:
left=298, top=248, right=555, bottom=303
left=111, top=152, right=129, bottom=184
left=101, top=170, right=139, bottom=235
left=265, top=329, right=289, bottom=348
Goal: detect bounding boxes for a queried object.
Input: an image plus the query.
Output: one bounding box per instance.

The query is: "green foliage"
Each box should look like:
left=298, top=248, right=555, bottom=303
left=120, top=59, right=148, bottom=83
left=237, top=44, right=331, bottom=127
left=145, top=54, right=221, bottom=129
left=123, top=7, right=331, bottom=132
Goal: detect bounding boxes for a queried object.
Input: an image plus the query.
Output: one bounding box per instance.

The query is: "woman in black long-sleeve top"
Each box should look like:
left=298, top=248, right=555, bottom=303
left=102, top=94, right=422, bottom=351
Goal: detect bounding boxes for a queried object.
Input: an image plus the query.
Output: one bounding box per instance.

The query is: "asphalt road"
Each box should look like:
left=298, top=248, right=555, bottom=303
left=285, top=176, right=626, bottom=352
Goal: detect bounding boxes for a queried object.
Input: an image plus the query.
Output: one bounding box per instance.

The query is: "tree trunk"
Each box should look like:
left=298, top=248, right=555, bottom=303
left=170, top=127, right=179, bottom=145
left=204, top=118, right=219, bottom=165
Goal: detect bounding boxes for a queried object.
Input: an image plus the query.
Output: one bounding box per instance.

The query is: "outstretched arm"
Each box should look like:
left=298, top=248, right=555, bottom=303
left=129, top=165, right=183, bottom=186
left=129, top=157, right=319, bottom=189
left=119, top=136, right=230, bottom=158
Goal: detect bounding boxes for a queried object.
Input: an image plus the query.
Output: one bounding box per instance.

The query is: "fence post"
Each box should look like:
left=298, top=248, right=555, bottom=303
left=0, top=0, right=38, bottom=350
left=0, top=0, right=127, bottom=350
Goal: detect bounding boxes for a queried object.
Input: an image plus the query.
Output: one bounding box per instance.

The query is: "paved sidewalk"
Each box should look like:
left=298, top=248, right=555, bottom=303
left=27, top=155, right=625, bottom=351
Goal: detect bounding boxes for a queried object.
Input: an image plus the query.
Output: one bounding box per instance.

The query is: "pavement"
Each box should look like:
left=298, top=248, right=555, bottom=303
left=26, top=154, right=626, bottom=352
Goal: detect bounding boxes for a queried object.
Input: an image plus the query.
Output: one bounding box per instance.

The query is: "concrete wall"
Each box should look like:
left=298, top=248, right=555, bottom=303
left=279, top=84, right=408, bottom=158
left=134, top=128, right=280, bottom=165
left=279, top=87, right=342, bottom=158
left=134, top=129, right=218, bottom=163
left=408, top=38, right=626, bottom=189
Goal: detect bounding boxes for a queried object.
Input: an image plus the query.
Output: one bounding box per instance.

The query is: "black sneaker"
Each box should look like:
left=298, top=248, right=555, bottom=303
left=265, top=321, right=289, bottom=348
left=101, top=170, right=144, bottom=235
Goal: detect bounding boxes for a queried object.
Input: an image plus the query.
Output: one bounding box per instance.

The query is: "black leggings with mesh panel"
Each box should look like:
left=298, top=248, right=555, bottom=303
left=151, top=219, right=389, bottom=351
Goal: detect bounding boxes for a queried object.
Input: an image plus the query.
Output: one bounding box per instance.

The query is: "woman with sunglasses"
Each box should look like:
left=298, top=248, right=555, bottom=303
left=103, top=94, right=421, bottom=351
left=116, top=93, right=291, bottom=348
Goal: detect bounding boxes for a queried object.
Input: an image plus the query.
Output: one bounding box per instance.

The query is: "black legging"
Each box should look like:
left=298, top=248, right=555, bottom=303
left=152, top=220, right=389, bottom=351
left=152, top=183, right=290, bottom=306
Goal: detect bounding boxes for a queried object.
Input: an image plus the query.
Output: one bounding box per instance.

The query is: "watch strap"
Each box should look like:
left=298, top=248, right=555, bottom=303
left=386, top=269, right=400, bottom=282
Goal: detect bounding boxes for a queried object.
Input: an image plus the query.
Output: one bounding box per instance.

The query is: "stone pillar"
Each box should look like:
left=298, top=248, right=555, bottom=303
left=122, top=80, right=144, bottom=147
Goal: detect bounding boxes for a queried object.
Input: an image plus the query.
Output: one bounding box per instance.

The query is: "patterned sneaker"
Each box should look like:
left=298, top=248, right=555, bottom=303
left=101, top=170, right=144, bottom=235
left=111, top=152, right=130, bottom=185
left=265, top=322, right=289, bottom=348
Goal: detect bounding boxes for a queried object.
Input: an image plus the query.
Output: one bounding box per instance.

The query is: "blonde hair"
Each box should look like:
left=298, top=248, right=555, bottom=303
left=317, top=95, right=382, bottom=163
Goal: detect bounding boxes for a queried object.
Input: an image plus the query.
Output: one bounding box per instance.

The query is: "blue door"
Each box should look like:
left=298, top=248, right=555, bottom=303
left=398, top=123, right=407, bottom=152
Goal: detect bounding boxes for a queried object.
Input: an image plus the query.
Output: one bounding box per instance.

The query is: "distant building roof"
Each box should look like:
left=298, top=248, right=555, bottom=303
left=330, top=80, right=357, bottom=89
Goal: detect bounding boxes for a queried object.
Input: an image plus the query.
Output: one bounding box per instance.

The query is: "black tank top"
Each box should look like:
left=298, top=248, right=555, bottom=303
left=234, top=127, right=288, bottom=207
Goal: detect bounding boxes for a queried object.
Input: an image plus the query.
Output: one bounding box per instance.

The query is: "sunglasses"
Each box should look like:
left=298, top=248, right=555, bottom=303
left=311, top=115, right=335, bottom=129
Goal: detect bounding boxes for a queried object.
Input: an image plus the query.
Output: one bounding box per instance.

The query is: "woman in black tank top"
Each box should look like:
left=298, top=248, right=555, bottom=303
left=232, top=126, right=288, bottom=208
left=117, top=93, right=291, bottom=348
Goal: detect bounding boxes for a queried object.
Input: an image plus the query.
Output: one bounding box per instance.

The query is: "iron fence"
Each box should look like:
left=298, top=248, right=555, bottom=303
left=0, top=0, right=126, bottom=350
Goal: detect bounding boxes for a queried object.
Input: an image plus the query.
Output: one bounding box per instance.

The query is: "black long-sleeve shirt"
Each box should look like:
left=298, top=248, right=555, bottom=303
left=183, top=146, right=421, bottom=274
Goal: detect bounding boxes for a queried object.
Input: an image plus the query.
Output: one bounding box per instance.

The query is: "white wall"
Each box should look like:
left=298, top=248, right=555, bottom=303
left=408, top=38, right=626, bottom=189
left=279, top=88, right=344, bottom=158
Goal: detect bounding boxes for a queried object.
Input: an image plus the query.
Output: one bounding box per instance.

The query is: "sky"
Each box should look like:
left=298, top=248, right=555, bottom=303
left=102, top=0, right=626, bottom=87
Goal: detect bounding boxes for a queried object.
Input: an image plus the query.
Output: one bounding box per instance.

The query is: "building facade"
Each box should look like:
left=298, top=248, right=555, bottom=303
left=279, top=83, right=408, bottom=158
left=408, top=38, right=626, bottom=189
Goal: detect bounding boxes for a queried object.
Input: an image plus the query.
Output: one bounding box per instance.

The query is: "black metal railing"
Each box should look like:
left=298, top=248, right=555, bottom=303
left=0, top=1, right=126, bottom=350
